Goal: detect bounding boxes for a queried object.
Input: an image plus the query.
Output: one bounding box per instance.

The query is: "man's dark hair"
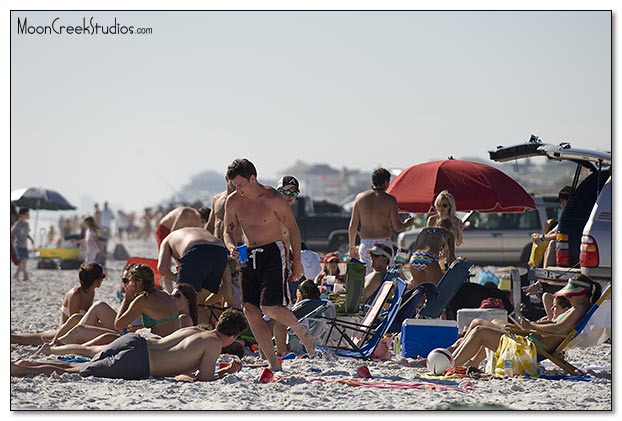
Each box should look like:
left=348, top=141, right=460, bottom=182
left=197, top=207, right=211, bottom=223
left=558, top=185, right=572, bottom=201
left=18, top=207, right=30, bottom=216
left=216, top=308, right=248, bottom=337
left=226, top=159, right=257, bottom=181
left=371, top=168, right=391, bottom=189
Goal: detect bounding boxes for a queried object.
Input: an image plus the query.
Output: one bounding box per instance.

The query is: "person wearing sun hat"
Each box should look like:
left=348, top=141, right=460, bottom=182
left=447, top=274, right=602, bottom=369
left=362, top=243, right=393, bottom=303
left=554, top=274, right=597, bottom=298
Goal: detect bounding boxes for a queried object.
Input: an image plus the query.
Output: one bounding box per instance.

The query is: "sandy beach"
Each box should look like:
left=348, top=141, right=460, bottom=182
left=9, top=237, right=612, bottom=411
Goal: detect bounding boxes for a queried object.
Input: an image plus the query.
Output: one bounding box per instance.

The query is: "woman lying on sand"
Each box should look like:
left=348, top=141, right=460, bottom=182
left=49, top=264, right=181, bottom=346
left=11, top=263, right=106, bottom=346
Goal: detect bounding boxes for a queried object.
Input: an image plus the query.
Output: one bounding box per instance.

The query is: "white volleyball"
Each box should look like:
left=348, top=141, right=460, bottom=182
left=426, top=348, right=455, bottom=375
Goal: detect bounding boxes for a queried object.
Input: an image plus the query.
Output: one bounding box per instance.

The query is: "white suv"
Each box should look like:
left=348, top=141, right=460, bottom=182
left=580, top=176, right=611, bottom=282
left=396, top=194, right=560, bottom=266
left=489, top=136, right=611, bottom=284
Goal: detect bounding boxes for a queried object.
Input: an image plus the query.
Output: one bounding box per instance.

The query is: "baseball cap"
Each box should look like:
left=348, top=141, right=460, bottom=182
left=323, top=252, right=339, bottom=263
left=277, top=176, right=300, bottom=192
left=368, top=244, right=393, bottom=259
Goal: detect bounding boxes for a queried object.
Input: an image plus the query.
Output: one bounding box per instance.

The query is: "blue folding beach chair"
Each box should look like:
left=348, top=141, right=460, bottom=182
left=319, top=277, right=407, bottom=359
left=417, top=259, right=474, bottom=318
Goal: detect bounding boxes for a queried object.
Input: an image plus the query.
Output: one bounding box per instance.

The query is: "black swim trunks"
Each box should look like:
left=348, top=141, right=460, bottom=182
left=80, top=333, right=150, bottom=380
left=178, top=243, right=230, bottom=294
left=241, top=241, right=291, bottom=308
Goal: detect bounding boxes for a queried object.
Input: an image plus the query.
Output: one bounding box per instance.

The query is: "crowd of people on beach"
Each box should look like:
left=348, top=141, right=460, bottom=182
left=10, top=158, right=604, bottom=382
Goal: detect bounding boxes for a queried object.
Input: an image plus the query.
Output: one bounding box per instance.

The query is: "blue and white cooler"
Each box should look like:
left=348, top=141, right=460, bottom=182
left=400, top=319, right=458, bottom=358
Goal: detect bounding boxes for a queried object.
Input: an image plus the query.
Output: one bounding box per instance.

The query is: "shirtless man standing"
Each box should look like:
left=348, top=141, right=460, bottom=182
left=206, top=176, right=235, bottom=238
left=155, top=207, right=203, bottom=249
left=11, top=309, right=248, bottom=382
left=348, top=168, right=415, bottom=274
left=205, top=176, right=238, bottom=308
left=224, top=159, right=316, bottom=370
left=157, top=227, right=229, bottom=302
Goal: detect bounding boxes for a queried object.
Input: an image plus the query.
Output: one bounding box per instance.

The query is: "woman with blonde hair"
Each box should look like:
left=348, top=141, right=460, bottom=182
left=427, top=190, right=464, bottom=246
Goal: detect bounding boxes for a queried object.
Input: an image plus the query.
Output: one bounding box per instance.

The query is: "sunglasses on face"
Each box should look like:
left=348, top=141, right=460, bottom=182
left=172, top=292, right=182, bottom=299
left=122, top=277, right=130, bottom=284
left=440, top=203, right=449, bottom=208
left=281, top=189, right=299, bottom=197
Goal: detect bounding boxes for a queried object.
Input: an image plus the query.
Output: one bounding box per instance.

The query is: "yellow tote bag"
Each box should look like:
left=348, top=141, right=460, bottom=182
left=528, top=239, right=550, bottom=268
left=494, top=333, right=539, bottom=377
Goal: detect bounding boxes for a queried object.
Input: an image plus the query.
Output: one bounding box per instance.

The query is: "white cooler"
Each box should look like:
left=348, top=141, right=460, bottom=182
left=456, top=308, right=507, bottom=334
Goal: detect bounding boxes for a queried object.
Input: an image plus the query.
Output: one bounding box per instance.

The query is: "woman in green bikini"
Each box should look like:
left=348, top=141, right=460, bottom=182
left=51, top=264, right=180, bottom=346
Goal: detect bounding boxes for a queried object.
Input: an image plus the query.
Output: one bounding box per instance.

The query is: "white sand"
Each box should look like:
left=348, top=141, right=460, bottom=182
left=9, top=238, right=612, bottom=411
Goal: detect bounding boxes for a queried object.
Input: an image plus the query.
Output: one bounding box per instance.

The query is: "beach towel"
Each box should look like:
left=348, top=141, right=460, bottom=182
left=308, top=377, right=472, bottom=392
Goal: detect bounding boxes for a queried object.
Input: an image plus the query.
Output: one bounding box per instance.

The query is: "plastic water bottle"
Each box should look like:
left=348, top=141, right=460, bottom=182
left=503, top=359, right=514, bottom=378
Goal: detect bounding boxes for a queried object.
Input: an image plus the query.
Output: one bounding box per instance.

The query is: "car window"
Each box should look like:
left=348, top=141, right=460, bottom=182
left=511, top=210, right=541, bottom=230
left=465, top=210, right=542, bottom=230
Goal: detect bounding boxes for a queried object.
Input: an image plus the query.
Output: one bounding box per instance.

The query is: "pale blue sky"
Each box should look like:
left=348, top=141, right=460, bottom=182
left=10, top=10, right=612, bottom=214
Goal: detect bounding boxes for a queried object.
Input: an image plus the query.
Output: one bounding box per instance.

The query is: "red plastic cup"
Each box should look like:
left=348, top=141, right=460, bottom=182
left=259, top=367, right=273, bottom=383
left=356, top=365, right=372, bottom=379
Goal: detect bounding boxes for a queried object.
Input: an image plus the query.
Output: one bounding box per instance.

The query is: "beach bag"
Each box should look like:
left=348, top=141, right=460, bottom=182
left=493, top=333, right=539, bottom=377
left=528, top=239, right=550, bottom=268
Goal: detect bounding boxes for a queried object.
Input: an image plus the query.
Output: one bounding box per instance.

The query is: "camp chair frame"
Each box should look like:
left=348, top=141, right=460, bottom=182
left=292, top=299, right=330, bottom=321
left=320, top=277, right=406, bottom=359
left=417, top=259, right=474, bottom=319
left=507, top=282, right=611, bottom=376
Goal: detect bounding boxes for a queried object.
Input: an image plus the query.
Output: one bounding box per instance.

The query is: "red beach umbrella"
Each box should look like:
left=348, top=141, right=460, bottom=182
left=386, top=159, right=536, bottom=213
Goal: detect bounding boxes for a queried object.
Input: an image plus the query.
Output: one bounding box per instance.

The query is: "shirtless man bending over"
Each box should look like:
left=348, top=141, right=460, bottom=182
left=155, top=207, right=203, bottom=249
left=224, top=159, right=316, bottom=370
left=11, top=309, right=248, bottom=382
left=158, top=227, right=230, bottom=303
left=348, top=168, right=415, bottom=274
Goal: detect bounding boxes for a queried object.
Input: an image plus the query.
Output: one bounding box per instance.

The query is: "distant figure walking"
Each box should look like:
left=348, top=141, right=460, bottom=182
left=348, top=168, right=415, bottom=274
left=12, top=208, right=35, bottom=281
left=77, top=216, right=103, bottom=265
